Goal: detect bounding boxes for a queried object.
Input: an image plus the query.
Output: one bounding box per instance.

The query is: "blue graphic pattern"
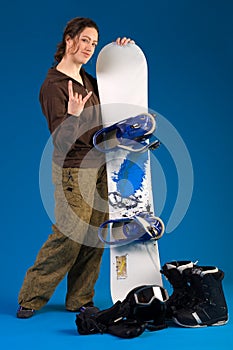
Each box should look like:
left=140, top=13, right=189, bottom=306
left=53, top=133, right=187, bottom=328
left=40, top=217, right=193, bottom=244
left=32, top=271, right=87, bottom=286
left=112, top=152, right=148, bottom=197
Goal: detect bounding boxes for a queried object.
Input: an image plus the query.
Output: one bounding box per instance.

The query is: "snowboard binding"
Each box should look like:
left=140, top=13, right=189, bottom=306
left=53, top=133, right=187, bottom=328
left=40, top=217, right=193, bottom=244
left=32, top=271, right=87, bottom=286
left=98, top=212, right=165, bottom=246
left=93, top=113, right=160, bottom=153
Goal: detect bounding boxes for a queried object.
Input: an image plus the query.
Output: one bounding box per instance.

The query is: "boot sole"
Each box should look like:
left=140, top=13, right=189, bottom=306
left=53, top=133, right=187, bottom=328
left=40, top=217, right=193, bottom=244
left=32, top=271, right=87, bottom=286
left=172, top=316, right=229, bottom=328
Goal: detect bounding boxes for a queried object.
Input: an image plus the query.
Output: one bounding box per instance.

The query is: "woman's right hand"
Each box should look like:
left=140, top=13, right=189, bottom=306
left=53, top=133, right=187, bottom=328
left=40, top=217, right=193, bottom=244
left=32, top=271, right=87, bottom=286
left=67, top=80, right=92, bottom=117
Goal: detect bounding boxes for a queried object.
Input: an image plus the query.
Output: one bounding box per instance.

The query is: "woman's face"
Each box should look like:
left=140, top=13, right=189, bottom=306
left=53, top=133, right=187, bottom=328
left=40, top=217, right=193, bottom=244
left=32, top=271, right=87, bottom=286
left=66, top=27, right=98, bottom=64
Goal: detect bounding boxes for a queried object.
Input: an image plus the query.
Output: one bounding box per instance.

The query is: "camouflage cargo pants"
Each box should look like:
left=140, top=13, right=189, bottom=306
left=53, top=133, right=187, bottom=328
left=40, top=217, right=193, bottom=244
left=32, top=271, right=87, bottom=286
left=18, top=163, right=108, bottom=311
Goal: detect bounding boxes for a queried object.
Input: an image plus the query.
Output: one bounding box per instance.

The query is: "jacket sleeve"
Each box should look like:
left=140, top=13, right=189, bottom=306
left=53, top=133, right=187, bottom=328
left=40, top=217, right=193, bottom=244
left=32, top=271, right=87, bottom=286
left=39, top=81, right=81, bottom=155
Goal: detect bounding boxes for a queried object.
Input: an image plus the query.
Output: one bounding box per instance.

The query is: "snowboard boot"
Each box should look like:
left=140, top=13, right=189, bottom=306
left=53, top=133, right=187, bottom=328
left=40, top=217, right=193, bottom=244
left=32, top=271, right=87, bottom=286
left=173, top=266, right=229, bottom=327
left=160, top=260, right=195, bottom=318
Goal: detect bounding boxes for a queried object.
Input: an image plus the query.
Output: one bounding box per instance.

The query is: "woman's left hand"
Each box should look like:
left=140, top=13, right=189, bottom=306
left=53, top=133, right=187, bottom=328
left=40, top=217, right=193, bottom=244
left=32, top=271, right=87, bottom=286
left=115, top=37, right=135, bottom=46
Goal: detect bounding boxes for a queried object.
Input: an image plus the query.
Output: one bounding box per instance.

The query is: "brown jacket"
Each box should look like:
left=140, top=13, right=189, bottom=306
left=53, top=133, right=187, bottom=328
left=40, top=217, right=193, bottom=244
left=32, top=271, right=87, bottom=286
left=39, top=67, right=105, bottom=168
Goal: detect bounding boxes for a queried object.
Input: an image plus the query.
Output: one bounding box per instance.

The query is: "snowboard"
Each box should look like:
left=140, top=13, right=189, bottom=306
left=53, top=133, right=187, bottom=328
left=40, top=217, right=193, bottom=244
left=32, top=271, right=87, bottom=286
left=96, top=42, right=164, bottom=302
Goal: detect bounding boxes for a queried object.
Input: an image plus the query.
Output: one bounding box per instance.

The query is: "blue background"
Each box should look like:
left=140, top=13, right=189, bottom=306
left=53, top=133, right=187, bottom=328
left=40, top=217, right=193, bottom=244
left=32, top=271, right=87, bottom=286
left=0, top=0, right=232, bottom=348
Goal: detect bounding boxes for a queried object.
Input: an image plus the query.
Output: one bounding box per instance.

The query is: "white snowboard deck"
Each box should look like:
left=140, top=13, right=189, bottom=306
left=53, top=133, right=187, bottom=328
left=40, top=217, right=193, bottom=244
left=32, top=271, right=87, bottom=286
left=96, top=43, right=162, bottom=302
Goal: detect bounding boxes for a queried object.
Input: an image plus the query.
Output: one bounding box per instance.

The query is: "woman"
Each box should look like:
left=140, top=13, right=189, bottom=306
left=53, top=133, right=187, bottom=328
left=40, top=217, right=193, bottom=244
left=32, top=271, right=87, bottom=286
left=17, top=17, right=134, bottom=318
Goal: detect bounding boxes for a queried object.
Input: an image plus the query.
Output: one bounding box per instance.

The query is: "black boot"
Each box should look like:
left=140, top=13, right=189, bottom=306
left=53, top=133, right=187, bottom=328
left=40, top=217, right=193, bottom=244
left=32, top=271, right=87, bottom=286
left=173, top=266, right=229, bottom=327
left=161, top=260, right=195, bottom=318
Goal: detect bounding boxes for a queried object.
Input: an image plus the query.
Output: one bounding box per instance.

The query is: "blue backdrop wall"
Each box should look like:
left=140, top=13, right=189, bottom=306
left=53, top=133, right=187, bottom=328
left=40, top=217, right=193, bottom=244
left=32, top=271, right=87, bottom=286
left=0, top=0, right=232, bottom=317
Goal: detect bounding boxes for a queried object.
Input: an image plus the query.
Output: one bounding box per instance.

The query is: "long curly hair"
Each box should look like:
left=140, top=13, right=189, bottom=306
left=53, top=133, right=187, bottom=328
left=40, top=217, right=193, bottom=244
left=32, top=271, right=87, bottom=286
left=54, top=17, right=99, bottom=63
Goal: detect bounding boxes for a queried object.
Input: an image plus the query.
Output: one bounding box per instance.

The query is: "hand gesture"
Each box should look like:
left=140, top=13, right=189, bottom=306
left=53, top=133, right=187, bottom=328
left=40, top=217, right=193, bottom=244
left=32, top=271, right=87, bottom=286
left=67, top=80, right=92, bottom=117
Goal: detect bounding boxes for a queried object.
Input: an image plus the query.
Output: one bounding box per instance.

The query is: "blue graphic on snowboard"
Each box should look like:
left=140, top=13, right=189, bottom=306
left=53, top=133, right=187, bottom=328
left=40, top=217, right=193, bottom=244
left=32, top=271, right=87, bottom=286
left=112, top=152, right=148, bottom=197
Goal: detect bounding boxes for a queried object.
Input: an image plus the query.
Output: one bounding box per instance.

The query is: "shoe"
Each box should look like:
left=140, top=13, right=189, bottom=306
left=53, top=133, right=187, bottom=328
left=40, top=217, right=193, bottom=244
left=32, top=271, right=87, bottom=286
left=67, top=301, right=95, bottom=313
left=17, top=306, right=35, bottom=319
left=77, top=302, right=98, bottom=313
